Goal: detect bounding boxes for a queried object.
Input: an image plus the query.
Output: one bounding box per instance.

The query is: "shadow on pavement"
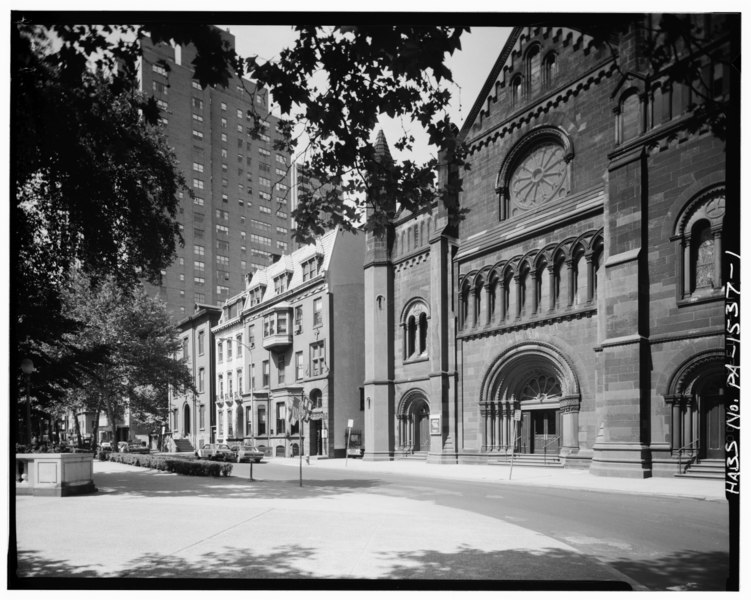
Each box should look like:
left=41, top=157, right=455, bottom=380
left=607, top=549, right=730, bottom=591
left=14, top=545, right=632, bottom=589
left=92, top=468, right=380, bottom=500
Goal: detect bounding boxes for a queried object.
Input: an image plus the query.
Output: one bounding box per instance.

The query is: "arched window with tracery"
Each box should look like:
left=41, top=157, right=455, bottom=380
left=674, top=188, right=725, bottom=299
left=497, top=127, right=573, bottom=222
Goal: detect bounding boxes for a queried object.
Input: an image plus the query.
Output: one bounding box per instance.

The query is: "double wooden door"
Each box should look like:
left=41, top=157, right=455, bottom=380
left=519, top=409, right=560, bottom=454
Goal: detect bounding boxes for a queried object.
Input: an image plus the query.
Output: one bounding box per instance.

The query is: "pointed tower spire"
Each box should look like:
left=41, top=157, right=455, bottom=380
left=373, top=129, right=393, bottom=165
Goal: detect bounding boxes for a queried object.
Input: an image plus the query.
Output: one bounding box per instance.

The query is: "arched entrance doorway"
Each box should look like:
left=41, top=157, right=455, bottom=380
left=479, top=342, right=580, bottom=456
left=397, top=391, right=431, bottom=454
left=665, top=351, right=725, bottom=460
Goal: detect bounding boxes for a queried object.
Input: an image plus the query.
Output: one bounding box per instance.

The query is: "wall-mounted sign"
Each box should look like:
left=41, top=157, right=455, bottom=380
left=514, top=409, right=522, bottom=421
left=430, top=414, right=441, bottom=435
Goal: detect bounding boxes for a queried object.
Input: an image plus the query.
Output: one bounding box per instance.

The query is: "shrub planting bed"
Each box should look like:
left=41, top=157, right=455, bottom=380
left=100, top=451, right=232, bottom=477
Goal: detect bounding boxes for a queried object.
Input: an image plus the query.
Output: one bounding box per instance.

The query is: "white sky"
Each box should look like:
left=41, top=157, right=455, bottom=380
left=224, top=25, right=511, bottom=165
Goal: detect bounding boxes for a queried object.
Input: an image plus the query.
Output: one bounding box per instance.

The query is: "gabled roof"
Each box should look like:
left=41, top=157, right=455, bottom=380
left=459, top=25, right=604, bottom=143
left=459, top=27, right=522, bottom=142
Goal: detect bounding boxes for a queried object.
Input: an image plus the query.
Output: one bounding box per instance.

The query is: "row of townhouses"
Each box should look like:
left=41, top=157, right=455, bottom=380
left=169, top=16, right=736, bottom=479
left=169, top=227, right=365, bottom=458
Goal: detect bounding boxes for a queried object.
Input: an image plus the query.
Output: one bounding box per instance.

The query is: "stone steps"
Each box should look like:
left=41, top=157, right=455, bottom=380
left=173, top=438, right=195, bottom=453
left=676, top=458, right=725, bottom=479
left=489, top=453, right=564, bottom=468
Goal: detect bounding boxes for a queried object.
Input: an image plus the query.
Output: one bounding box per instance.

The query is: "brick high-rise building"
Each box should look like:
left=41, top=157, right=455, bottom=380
left=140, top=28, right=294, bottom=319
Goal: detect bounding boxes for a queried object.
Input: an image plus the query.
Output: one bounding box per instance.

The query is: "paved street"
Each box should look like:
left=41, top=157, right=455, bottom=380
left=13, top=457, right=729, bottom=590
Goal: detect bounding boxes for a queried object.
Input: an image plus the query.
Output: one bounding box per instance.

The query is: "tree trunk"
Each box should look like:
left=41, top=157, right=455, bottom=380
left=74, top=409, right=83, bottom=448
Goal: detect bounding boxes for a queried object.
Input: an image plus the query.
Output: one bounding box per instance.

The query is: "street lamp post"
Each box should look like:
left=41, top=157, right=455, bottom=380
left=20, top=359, right=35, bottom=446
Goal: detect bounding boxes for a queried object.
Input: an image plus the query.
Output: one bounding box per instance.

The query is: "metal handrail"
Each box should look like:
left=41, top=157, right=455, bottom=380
left=677, top=439, right=699, bottom=474
left=542, top=435, right=560, bottom=465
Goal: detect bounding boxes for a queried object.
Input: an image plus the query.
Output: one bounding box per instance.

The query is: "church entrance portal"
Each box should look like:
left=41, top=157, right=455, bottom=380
left=398, top=392, right=431, bottom=454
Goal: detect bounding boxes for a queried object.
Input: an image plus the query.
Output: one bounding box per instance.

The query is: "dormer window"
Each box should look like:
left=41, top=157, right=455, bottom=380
left=302, top=256, right=321, bottom=282
left=249, top=286, right=266, bottom=306
left=273, top=273, right=289, bottom=295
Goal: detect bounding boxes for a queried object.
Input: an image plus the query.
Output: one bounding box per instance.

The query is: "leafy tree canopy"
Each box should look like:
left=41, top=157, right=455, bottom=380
left=55, top=271, right=194, bottom=445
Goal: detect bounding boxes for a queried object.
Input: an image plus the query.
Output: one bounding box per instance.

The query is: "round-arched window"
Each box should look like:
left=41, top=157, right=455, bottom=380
left=509, top=142, right=569, bottom=209
left=520, top=373, right=562, bottom=402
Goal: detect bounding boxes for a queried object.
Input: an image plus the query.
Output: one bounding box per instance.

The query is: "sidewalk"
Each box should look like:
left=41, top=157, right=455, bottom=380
left=268, top=456, right=727, bottom=502
left=14, top=460, right=649, bottom=586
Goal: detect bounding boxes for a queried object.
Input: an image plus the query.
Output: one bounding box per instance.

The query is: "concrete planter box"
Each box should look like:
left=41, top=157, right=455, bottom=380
left=15, top=453, right=97, bottom=497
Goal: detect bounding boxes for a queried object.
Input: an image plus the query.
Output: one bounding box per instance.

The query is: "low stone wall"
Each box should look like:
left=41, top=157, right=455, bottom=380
left=15, top=453, right=97, bottom=497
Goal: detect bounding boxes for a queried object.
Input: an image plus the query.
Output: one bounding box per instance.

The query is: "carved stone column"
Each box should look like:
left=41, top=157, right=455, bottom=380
left=585, top=252, right=595, bottom=303
left=559, top=395, right=580, bottom=453
left=712, top=226, right=723, bottom=289
left=498, top=280, right=507, bottom=323
left=566, top=259, right=575, bottom=307
left=480, top=403, right=489, bottom=452
left=530, top=271, right=538, bottom=314
left=683, top=239, right=692, bottom=296
left=469, top=287, right=477, bottom=328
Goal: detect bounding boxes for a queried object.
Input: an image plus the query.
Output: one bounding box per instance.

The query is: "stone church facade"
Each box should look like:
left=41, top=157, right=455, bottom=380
left=363, top=17, right=736, bottom=477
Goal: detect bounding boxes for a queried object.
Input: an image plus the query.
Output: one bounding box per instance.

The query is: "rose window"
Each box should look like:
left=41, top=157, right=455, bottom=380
left=509, top=143, right=569, bottom=210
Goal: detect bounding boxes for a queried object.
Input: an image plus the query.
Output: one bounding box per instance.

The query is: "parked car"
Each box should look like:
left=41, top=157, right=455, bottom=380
left=230, top=444, right=264, bottom=463
left=196, top=443, right=237, bottom=462
left=100, top=442, right=112, bottom=451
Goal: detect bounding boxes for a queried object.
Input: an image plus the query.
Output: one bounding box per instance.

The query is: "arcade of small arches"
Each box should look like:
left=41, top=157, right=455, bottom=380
left=459, top=232, right=603, bottom=331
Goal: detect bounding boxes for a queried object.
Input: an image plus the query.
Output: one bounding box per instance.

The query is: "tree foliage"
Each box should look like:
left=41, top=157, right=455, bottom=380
left=13, top=22, right=189, bottom=385
left=58, top=272, right=194, bottom=448
left=246, top=25, right=470, bottom=239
